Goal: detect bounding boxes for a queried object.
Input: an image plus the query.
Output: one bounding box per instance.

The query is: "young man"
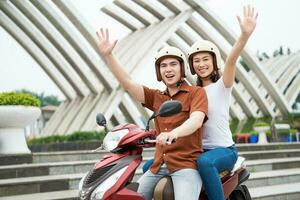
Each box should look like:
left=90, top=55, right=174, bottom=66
left=96, top=28, right=208, bottom=200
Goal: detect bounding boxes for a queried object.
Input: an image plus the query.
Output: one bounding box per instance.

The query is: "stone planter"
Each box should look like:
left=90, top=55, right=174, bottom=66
left=0, top=106, right=41, bottom=154
left=254, top=126, right=270, bottom=144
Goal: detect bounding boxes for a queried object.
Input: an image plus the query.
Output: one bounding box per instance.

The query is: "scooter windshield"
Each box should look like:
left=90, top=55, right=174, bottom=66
left=102, top=129, right=129, bottom=151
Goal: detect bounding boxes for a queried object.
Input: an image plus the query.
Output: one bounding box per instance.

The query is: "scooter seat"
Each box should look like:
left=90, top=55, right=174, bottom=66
left=153, top=157, right=246, bottom=200
left=153, top=171, right=230, bottom=200
left=153, top=176, right=174, bottom=200
left=231, top=156, right=246, bottom=175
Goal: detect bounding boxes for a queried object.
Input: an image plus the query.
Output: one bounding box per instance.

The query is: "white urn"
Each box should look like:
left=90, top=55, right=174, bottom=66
left=0, top=106, right=41, bottom=154
left=254, top=126, right=270, bottom=144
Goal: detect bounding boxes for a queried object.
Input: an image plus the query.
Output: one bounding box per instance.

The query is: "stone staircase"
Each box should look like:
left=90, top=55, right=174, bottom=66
left=1, top=143, right=300, bottom=200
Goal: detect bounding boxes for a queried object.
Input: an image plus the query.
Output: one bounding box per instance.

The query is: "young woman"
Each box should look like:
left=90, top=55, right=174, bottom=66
left=187, top=5, right=258, bottom=200
left=143, top=5, right=258, bottom=200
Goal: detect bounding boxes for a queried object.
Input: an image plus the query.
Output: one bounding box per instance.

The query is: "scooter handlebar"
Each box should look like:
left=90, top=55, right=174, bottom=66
left=144, top=138, right=174, bottom=145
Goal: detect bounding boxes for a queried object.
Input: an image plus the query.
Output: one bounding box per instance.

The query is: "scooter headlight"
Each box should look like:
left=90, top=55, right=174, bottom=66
left=90, top=166, right=128, bottom=200
left=102, top=129, right=129, bottom=151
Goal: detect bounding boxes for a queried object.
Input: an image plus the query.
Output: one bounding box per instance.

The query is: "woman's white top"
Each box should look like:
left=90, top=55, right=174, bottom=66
left=202, top=76, right=235, bottom=149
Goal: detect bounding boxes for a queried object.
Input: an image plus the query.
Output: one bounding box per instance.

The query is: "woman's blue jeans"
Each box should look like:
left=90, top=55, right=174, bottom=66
left=142, top=146, right=238, bottom=200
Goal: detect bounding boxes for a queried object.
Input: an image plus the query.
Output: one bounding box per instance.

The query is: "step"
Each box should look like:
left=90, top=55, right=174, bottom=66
left=2, top=184, right=300, bottom=200
left=31, top=148, right=300, bottom=165
left=1, top=143, right=300, bottom=198
left=31, top=144, right=300, bottom=163
left=239, top=149, right=300, bottom=160
left=2, top=155, right=300, bottom=180
left=246, top=157, right=300, bottom=172
left=29, top=140, right=102, bottom=152
left=2, top=182, right=300, bottom=200
left=1, top=165, right=300, bottom=197
left=32, top=148, right=155, bottom=163
left=0, top=160, right=97, bottom=179
left=250, top=182, right=300, bottom=200
left=0, top=190, right=78, bottom=200
left=0, top=155, right=157, bottom=179
left=32, top=151, right=103, bottom=163
left=0, top=174, right=84, bottom=197
left=246, top=168, right=300, bottom=188
left=0, top=154, right=32, bottom=166
left=236, top=142, right=300, bottom=152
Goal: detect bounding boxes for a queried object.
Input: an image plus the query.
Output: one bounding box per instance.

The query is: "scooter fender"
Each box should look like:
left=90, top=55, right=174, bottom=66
left=222, top=171, right=239, bottom=199
left=222, top=167, right=248, bottom=199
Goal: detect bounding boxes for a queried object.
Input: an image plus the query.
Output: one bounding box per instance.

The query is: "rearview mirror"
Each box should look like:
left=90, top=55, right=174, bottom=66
left=157, top=100, right=182, bottom=117
left=145, top=100, right=182, bottom=131
left=96, top=113, right=107, bottom=132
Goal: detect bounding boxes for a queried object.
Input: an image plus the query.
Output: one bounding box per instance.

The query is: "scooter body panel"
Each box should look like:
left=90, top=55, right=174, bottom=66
left=80, top=154, right=142, bottom=200
left=103, top=156, right=142, bottom=199
left=94, top=153, right=127, bottom=169
left=116, top=125, right=155, bottom=148
left=109, top=187, right=144, bottom=200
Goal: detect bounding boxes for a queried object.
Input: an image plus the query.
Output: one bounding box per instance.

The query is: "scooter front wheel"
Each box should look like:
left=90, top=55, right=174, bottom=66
left=227, top=185, right=251, bottom=200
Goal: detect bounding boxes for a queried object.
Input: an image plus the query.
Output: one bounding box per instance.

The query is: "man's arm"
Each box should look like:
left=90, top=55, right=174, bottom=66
left=156, top=87, right=208, bottom=145
left=156, top=111, right=206, bottom=145
left=96, top=28, right=145, bottom=104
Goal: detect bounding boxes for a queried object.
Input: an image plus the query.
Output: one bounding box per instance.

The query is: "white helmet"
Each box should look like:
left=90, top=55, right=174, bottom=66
left=187, top=40, right=222, bottom=75
left=155, top=46, right=187, bottom=82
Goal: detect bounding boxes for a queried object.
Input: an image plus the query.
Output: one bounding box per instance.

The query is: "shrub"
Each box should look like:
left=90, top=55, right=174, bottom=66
left=266, top=130, right=272, bottom=142
left=232, top=134, right=237, bottom=142
left=290, top=128, right=298, bottom=134
left=0, top=92, right=40, bottom=107
left=16, top=89, right=61, bottom=106
left=65, top=131, right=105, bottom=141
left=27, top=130, right=105, bottom=145
left=241, top=117, right=256, bottom=133
left=230, top=118, right=239, bottom=134
left=276, top=127, right=290, bottom=136
left=250, top=131, right=259, bottom=135
left=254, top=122, right=270, bottom=127
left=259, top=116, right=272, bottom=124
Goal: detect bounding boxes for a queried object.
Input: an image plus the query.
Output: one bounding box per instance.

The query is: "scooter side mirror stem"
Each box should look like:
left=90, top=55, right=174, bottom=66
left=145, top=113, right=156, bottom=131
left=145, top=100, right=182, bottom=131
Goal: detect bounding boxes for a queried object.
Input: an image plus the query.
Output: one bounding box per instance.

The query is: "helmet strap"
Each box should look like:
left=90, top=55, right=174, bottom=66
left=176, top=79, right=183, bottom=87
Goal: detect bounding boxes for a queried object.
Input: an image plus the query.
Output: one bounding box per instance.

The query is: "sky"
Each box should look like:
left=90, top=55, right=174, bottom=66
left=0, top=0, right=299, bottom=100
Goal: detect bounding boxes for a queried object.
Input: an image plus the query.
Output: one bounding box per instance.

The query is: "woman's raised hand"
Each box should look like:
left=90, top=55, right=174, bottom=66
left=96, top=28, right=118, bottom=56
left=237, top=5, right=258, bottom=37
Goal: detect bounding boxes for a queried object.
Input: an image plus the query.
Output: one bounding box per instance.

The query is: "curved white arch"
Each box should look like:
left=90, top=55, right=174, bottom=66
left=2, top=0, right=299, bottom=136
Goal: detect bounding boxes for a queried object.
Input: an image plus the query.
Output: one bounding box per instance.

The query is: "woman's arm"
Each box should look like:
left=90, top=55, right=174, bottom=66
left=223, top=5, right=258, bottom=88
left=96, top=28, right=145, bottom=103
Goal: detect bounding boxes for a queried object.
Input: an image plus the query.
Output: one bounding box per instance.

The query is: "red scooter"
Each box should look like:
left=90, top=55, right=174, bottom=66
left=78, top=100, right=251, bottom=200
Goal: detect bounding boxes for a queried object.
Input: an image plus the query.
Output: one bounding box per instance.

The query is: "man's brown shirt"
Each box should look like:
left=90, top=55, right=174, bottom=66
left=143, top=80, right=208, bottom=173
